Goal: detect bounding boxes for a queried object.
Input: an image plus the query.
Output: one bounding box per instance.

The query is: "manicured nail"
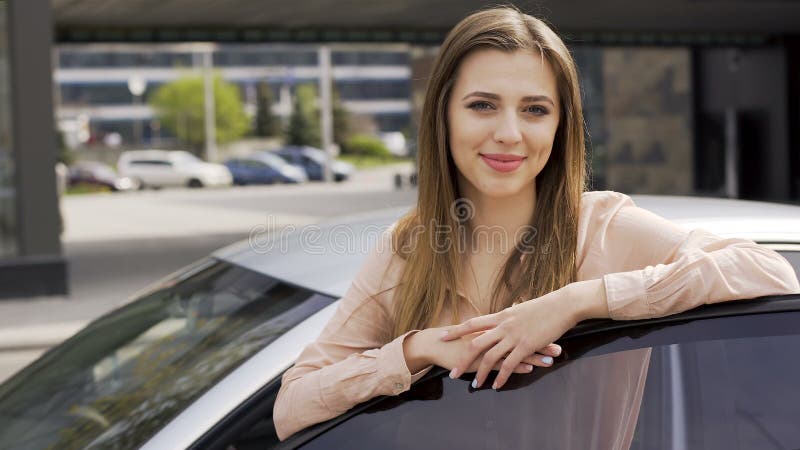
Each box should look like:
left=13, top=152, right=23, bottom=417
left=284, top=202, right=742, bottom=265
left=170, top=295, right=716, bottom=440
left=449, top=368, right=458, bottom=379
left=471, top=378, right=478, bottom=389
left=552, top=345, right=562, bottom=356
left=524, top=364, right=533, bottom=371
left=542, top=356, right=553, bottom=365
left=440, top=331, right=449, bottom=340
left=492, top=382, right=498, bottom=390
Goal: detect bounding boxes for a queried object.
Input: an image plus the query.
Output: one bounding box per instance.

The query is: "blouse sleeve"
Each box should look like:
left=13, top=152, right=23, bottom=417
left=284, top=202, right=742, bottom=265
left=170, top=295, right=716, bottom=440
left=578, top=191, right=800, bottom=320
left=272, top=226, right=434, bottom=441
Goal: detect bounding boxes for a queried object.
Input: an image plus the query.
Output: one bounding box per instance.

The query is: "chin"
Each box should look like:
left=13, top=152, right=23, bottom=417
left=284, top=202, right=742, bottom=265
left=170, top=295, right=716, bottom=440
left=475, top=178, right=531, bottom=198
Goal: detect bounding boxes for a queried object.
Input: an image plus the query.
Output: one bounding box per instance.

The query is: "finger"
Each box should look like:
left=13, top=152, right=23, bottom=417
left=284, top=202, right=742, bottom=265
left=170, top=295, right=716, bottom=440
left=453, top=329, right=502, bottom=379
left=441, top=314, right=499, bottom=341
left=502, top=361, right=534, bottom=374
left=520, top=353, right=555, bottom=368
left=492, top=346, right=530, bottom=390
left=473, top=340, right=513, bottom=389
left=538, top=343, right=562, bottom=358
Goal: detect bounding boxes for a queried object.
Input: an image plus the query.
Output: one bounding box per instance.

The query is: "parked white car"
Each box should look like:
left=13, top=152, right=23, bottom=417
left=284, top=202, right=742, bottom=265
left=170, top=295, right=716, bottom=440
left=117, top=150, right=233, bottom=189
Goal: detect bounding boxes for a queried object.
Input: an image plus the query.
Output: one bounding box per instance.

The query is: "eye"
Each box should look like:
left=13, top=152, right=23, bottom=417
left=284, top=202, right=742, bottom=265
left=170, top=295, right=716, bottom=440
left=467, top=101, right=495, bottom=111
left=523, top=105, right=549, bottom=115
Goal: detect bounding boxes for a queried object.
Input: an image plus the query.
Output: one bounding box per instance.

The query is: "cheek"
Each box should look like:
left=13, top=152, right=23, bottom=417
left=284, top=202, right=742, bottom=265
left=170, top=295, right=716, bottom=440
left=449, top=110, right=487, bottom=153
left=526, top=121, right=559, bottom=152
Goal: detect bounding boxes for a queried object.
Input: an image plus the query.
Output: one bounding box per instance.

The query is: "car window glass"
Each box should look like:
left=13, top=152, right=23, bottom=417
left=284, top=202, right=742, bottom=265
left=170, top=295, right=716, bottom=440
left=777, top=251, right=800, bottom=280
left=298, top=312, right=800, bottom=450
left=130, top=160, right=171, bottom=167
left=0, top=260, right=335, bottom=450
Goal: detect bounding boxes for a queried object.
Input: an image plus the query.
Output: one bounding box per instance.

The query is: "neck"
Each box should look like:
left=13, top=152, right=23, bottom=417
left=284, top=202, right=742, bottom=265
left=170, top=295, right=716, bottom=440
left=457, top=176, right=537, bottom=256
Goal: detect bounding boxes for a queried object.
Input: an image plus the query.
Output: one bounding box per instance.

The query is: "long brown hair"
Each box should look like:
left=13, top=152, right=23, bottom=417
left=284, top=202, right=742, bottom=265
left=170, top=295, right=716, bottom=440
left=390, top=6, right=587, bottom=339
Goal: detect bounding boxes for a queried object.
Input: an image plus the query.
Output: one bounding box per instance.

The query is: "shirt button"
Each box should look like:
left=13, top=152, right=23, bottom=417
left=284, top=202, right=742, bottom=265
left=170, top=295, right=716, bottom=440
left=395, top=382, right=404, bottom=390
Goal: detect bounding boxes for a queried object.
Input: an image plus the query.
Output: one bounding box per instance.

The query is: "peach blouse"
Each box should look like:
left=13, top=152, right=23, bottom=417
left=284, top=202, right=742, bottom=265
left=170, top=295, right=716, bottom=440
left=273, top=191, right=800, bottom=441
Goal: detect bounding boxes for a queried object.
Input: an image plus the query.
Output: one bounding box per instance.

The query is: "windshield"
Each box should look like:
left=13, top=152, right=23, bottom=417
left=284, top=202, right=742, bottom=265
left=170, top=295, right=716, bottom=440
left=257, top=152, right=289, bottom=168
left=302, top=148, right=326, bottom=164
left=0, top=259, right=334, bottom=449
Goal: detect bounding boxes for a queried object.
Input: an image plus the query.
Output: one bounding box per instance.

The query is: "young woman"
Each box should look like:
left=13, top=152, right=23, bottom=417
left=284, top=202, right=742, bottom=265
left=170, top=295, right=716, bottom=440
left=272, top=6, right=799, bottom=441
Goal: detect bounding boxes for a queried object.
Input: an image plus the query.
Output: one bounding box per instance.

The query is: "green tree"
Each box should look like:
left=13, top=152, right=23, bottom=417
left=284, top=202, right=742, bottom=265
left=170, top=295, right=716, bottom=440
left=149, top=75, right=250, bottom=149
left=254, top=81, right=282, bottom=138
left=286, top=84, right=320, bottom=147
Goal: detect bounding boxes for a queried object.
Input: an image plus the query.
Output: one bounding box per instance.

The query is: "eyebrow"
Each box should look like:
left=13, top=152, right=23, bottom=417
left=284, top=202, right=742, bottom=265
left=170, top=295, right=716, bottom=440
left=461, top=91, right=555, bottom=107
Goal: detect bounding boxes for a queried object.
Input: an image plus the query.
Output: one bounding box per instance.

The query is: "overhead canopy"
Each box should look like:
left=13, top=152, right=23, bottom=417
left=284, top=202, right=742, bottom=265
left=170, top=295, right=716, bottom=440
left=53, top=0, right=800, bottom=43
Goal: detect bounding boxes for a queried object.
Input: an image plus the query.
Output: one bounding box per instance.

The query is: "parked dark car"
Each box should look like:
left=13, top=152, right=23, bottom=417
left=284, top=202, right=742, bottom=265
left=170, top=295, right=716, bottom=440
left=224, top=153, right=307, bottom=185
left=273, top=146, right=354, bottom=182
left=68, top=161, right=141, bottom=191
left=0, top=197, right=799, bottom=449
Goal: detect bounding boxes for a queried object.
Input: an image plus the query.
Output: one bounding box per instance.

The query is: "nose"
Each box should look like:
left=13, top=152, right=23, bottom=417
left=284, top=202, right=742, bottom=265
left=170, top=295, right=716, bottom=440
left=492, top=112, right=522, bottom=145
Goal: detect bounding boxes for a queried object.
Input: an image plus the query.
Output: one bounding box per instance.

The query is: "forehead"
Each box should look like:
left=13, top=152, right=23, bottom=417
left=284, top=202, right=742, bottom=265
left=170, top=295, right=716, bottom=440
left=452, top=48, right=558, bottom=98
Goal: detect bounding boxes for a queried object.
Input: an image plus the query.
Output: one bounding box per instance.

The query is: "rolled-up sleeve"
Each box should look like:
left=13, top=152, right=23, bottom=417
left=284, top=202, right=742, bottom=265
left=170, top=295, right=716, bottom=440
left=578, top=191, right=800, bottom=321
left=273, top=227, right=434, bottom=441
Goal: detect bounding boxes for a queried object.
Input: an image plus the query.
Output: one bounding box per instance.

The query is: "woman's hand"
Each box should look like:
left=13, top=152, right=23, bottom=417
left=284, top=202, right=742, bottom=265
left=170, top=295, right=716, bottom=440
left=440, top=280, right=607, bottom=390
left=409, top=327, right=561, bottom=376
left=432, top=330, right=561, bottom=376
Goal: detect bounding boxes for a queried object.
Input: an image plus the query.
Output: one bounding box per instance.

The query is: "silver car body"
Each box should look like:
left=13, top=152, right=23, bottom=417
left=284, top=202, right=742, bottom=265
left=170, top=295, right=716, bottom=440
left=143, top=195, right=800, bottom=449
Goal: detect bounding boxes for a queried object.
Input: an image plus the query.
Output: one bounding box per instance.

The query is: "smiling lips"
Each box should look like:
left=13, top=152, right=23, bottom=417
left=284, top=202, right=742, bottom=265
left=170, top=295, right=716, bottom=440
left=479, top=153, right=527, bottom=173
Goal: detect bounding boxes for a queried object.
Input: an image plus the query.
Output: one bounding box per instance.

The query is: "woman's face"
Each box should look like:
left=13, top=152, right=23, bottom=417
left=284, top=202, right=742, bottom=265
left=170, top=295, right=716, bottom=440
left=447, top=48, right=561, bottom=199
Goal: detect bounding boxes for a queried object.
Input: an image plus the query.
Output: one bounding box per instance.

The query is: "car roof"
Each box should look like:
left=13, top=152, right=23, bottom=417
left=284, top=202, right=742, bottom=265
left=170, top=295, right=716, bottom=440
left=277, top=146, right=326, bottom=160
left=119, top=150, right=195, bottom=160
left=214, top=195, right=800, bottom=299
left=253, top=151, right=288, bottom=162
left=277, top=145, right=321, bottom=152
left=631, top=195, right=800, bottom=243
left=119, top=149, right=172, bottom=158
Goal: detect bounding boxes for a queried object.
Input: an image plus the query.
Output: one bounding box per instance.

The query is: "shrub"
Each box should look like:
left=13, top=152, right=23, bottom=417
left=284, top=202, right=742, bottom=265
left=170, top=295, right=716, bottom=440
left=342, top=134, right=392, bottom=158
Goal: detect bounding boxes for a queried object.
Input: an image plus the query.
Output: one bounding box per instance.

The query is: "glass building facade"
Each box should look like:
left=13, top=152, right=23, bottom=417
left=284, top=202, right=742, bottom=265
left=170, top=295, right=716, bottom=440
left=54, top=44, right=414, bottom=147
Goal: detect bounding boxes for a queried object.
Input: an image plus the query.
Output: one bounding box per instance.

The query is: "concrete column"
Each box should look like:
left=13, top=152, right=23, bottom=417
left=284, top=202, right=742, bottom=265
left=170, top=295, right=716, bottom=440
left=1, top=0, right=68, bottom=298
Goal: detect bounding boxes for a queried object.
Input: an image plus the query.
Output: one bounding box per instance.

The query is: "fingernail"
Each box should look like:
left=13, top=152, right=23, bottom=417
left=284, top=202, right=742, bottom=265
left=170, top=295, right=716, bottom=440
left=440, top=331, right=449, bottom=340
left=449, top=368, right=458, bottom=379
left=553, top=345, right=562, bottom=356
left=525, top=364, right=533, bottom=371
left=492, top=382, right=498, bottom=390
left=542, top=356, right=553, bottom=365
left=471, top=378, right=478, bottom=389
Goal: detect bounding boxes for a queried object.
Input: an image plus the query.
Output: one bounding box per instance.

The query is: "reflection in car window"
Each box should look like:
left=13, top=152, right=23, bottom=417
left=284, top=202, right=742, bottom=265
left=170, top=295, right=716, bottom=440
left=0, top=259, right=334, bottom=449
left=301, top=312, right=800, bottom=450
